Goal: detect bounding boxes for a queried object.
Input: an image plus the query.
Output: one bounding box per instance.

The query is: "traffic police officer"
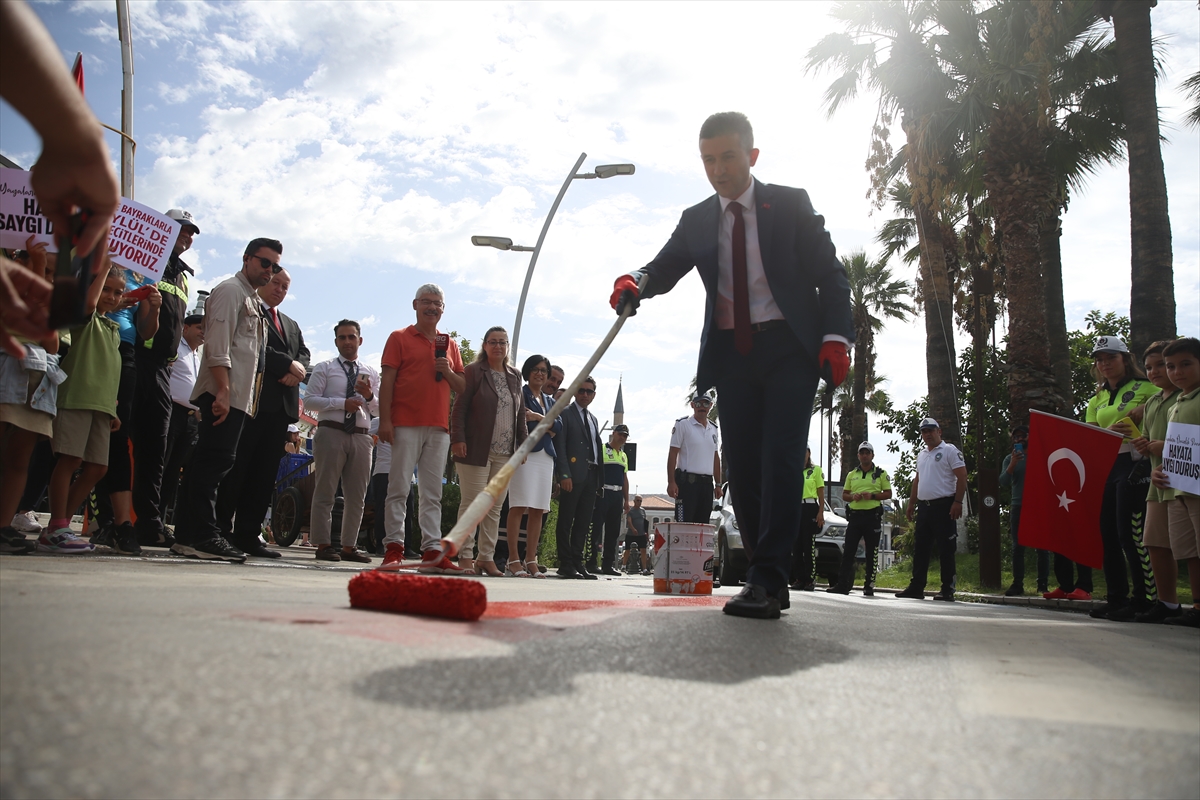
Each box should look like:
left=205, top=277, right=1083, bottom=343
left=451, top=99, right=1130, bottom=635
left=594, top=424, right=631, bottom=576
left=828, top=441, right=891, bottom=596
left=898, top=418, right=967, bottom=602
left=790, top=447, right=824, bottom=590
left=667, top=392, right=722, bottom=523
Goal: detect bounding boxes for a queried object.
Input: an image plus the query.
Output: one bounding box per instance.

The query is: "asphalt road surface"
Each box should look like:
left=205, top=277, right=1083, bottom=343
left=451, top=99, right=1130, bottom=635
left=1, top=552, right=1197, bottom=799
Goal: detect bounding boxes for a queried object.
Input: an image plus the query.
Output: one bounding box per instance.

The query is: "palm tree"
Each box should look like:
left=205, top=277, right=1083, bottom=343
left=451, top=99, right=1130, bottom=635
left=807, top=0, right=963, bottom=446
left=1182, top=70, right=1200, bottom=129
left=1100, top=0, right=1176, bottom=356
left=843, top=250, right=913, bottom=457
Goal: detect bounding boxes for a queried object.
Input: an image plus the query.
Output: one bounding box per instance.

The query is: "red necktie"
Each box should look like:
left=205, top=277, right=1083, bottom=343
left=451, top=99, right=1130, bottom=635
left=271, top=308, right=283, bottom=335
left=729, top=202, right=752, bottom=355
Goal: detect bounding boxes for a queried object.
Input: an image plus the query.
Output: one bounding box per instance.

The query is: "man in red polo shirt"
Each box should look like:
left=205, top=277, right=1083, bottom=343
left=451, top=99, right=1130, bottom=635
left=377, top=283, right=466, bottom=570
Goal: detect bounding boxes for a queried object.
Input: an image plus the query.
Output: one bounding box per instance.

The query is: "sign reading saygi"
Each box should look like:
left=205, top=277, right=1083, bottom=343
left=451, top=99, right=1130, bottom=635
left=108, top=199, right=180, bottom=281
left=1162, top=422, right=1200, bottom=496
left=0, top=167, right=56, bottom=250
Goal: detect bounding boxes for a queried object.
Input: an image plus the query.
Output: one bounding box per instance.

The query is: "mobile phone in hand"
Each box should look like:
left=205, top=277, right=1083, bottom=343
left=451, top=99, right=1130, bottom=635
left=124, top=284, right=154, bottom=303
left=46, top=212, right=96, bottom=330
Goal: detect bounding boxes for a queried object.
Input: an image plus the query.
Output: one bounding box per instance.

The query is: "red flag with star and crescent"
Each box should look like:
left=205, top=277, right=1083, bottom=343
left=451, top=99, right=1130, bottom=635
left=1017, top=410, right=1124, bottom=568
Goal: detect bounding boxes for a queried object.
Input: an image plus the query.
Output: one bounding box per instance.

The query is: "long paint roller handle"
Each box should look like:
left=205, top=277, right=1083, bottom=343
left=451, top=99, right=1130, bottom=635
left=431, top=272, right=649, bottom=562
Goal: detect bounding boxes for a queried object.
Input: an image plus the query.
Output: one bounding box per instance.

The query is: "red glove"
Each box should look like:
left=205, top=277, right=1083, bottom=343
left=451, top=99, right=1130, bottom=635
left=610, top=274, right=640, bottom=316
left=819, top=341, right=849, bottom=388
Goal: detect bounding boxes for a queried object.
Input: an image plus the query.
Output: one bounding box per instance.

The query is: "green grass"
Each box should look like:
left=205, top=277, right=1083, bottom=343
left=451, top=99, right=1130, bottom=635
left=859, top=555, right=1194, bottom=605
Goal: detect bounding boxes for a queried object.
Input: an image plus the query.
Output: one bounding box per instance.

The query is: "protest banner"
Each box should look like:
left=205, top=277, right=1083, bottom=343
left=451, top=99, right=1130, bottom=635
left=1163, top=422, right=1200, bottom=496
left=0, top=167, right=56, bottom=250
left=107, top=198, right=180, bottom=281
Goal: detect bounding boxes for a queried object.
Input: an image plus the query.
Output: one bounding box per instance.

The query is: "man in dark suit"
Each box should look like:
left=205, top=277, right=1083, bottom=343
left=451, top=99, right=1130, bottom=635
left=553, top=377, right=605, bottom=579
left=611, top=112, right=853, bottom=619
left=215, top=268, right=309, bottom=557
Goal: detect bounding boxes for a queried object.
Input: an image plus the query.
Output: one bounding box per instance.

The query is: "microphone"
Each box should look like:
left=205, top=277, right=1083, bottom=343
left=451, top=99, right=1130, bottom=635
left=434, top=334, right=449, bottom=382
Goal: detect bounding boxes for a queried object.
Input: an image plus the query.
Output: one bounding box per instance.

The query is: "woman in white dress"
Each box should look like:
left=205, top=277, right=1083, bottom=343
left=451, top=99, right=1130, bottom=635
left=504, top=354, right=561, bottom=577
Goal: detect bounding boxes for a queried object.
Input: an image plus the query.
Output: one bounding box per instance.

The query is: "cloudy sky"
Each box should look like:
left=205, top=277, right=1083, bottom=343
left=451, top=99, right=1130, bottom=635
left=2, top=0, right=1197, bottom=493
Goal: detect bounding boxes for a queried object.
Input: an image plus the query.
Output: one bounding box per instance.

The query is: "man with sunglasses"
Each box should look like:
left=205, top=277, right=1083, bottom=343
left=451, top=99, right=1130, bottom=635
left=667, top=391, right=722, bottom=524
left=171, top=238, right=278, bottom=563
left=554, top=377, right=605, bottom=579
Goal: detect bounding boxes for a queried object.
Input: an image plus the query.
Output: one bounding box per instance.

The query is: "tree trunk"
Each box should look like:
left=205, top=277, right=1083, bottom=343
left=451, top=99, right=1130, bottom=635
left=985, top=103, right=1061, bottom=425
left=1112, top=0, right=1176, bottom=356
left=1040, top=210, right=1072, bottom=414
left=838, top=406, right=855, bottom=484
left=913, top=199, right=961, bottom=444
left=851, top=327, right=869, bottom=452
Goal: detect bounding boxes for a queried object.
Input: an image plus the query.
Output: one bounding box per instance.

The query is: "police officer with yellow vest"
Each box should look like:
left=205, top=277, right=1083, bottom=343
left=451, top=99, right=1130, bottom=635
left=790, top=448, right=825, bottom=590
left=131, top=209, right=199, bottom=547
left=828, top=441, right=891, bottom=596
left=594, top=424, right=631, bottom=576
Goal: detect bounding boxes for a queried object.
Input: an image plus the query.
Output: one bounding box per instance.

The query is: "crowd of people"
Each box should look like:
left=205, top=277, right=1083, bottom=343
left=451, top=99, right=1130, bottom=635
left=1, top=0, right=1195, bottom=627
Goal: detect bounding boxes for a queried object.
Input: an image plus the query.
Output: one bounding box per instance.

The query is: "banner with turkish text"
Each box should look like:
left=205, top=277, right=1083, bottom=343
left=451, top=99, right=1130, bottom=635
left=1017, top=410, right=1123, bottom=568
left=1163, top=422, right=1200, bottom=496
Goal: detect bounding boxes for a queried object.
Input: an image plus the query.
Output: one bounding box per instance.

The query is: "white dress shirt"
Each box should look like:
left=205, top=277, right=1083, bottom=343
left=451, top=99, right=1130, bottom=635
left=170, top=339, right=201, bottom=409
left=717, top=179, right=850, bottom=348
left=304, top=355, right=380, bottom=429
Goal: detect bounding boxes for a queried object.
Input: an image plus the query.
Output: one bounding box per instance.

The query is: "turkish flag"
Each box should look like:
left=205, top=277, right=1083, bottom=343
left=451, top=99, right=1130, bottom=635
left=1018, top=410, right=1123, bottom=568
left=70, top=52, right=84, bottom=96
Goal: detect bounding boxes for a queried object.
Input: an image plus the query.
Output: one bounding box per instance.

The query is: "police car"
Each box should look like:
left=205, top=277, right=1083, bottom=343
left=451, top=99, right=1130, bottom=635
left=712, top=482, right=847, bottom=586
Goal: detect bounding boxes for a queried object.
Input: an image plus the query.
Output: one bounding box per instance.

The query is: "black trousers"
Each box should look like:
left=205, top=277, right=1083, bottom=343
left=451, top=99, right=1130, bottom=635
left=789, top=502, right=819, bottom=586
left=555, top=466, right=599, bottom=573
left=596, top=489, right=625, bottom=570
left=711, top=327, right=819, bottom=595
left=131, top=354, right=174, bottom=541
left=1053, top=553, right=1093, bottom=593
left=216, top=408, right=290, bottom=550
left=909, top=497, right=957, bottom=593
left=161, top=403, right=198, bottom=525
left=1099, top=453, right=1156, bottom=605
left=837, top=508, right=882, bottom=590
left=175, top=393, right=247, bottom=546
left=676, top=470, right=715, bottom=523
left=18, top=440, right=55, bottom=512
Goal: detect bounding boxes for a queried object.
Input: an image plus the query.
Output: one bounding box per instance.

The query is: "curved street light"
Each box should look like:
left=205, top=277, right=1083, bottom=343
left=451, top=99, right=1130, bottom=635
left=472, top=152, right=635, bottom=360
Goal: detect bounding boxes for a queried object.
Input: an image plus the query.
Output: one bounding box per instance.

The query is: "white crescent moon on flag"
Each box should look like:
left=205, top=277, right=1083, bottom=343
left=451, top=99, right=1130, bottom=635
left=1047, top=448, right=1086, bottom=492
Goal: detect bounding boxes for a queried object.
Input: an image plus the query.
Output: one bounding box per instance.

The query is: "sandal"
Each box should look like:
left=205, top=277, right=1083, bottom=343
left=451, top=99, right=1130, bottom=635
left=525, top=561, right=546, bottom=579
left=506, top=559, right=529, bottom=578
left=477, top=559, right=505, bottom=577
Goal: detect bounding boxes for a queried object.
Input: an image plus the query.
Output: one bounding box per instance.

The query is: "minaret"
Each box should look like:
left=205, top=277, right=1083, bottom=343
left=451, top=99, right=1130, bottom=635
left=613, top=376, right=624, bottom=427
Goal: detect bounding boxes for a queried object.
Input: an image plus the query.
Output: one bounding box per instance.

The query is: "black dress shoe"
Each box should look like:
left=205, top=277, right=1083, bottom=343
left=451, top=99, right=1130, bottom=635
left=862, top=585, right=875, bottom=597
left=722, top=584, right=781, bottom=620
left=577, top=565, right=599, bottom=580
left=600, top=567, right=621, bottom=576
left=778, top=587, right=790, bottom=610
left=932, top=592, right=955, bottom=602
left=895, top=587, right=925, bottom=599
left=242, top=541, right=281, bottom=559
left=556, top=569, right=579, bottom=579
left=826, top=585, right=850, bottom=595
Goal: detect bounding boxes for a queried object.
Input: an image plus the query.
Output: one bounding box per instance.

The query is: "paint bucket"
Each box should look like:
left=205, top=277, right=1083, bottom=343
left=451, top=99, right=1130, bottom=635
left=652, top=522, right=715, bottom=595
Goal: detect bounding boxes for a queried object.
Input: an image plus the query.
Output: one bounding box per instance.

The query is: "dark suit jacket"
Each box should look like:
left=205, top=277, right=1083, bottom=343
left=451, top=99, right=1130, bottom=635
left=641, top=178, right=854, bottom=390
left=554, top=401, right=603, bottom=487
left=260, top=309, right=309, bottom=422
left=523, top=385, right=561, bottom=461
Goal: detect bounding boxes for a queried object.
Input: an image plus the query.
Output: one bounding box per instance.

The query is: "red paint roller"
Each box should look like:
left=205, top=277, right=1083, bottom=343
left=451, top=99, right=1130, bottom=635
left=349, top=570, right=487, bottom=621
left=359, top=274, right=649, bottom=616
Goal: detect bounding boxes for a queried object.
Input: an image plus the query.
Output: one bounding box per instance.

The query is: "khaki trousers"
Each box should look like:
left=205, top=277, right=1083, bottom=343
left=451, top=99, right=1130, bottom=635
left=310, top=426, right=373, bottom=547
left=455, top=452, right=509, bottom=561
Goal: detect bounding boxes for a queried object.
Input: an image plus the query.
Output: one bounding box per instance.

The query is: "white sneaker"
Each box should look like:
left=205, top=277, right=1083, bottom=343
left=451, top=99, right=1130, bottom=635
left=10, top=511, right=41, bottom=533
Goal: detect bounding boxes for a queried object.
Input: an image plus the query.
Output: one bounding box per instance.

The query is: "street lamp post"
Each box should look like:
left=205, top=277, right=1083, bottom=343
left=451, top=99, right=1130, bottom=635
left=472, top=152, right=635, bottom=361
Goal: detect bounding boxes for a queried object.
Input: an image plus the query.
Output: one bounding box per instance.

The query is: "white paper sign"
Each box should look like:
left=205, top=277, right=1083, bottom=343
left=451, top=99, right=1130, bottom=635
left=1163, top=421, right=1200, bottom=496
left=107, top=199, right=180, bottom=281
left=0, top=167, right=57, bottom=250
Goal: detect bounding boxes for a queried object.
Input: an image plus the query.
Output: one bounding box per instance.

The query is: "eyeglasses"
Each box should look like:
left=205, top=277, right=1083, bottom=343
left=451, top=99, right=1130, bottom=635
left=530, top=367, right=548, bottom=375
left=693, top=399, right=712, bottom=406
left=416, top=299, right=444, bottom=309
left=485, top=339, right=508, bottom=347
left=577, top=388, right=596, bottom=395
left=251, top=256, right=282, bottom=274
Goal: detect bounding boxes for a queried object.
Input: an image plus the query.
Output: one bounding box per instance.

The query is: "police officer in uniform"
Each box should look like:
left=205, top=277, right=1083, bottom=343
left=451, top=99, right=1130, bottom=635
left=132, top=209, right=199, bottom=548
left=667, top=392, right=722, bottom=523
left=828, top=441, right=891, bottom=596
left=790, top=447, right=824, bottom=590
left=593, top=424, right=631, bottom=576
left=898, top=418, right=967, bottom=602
